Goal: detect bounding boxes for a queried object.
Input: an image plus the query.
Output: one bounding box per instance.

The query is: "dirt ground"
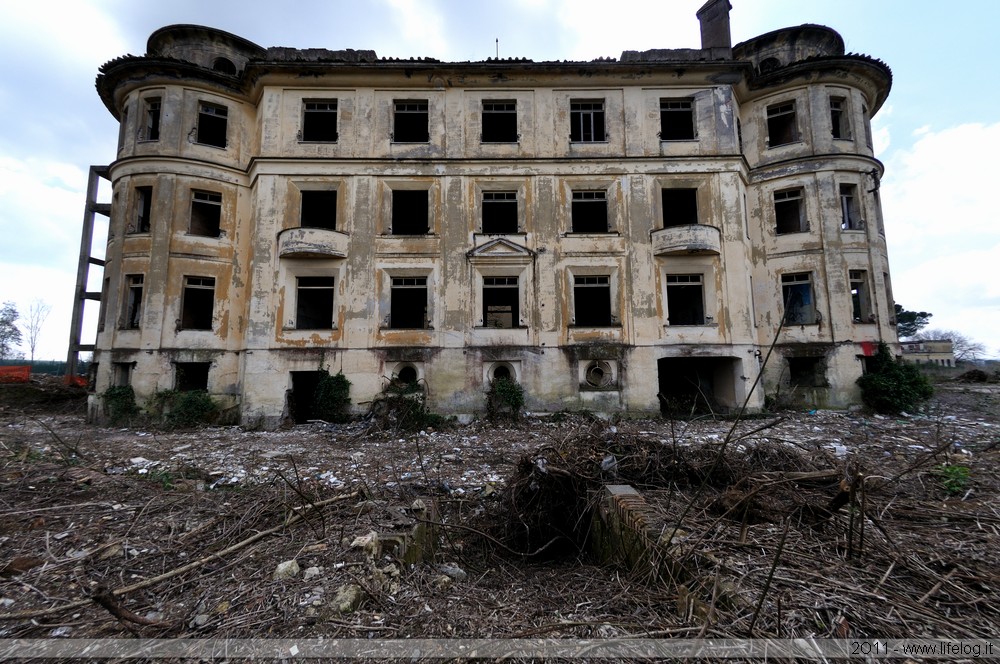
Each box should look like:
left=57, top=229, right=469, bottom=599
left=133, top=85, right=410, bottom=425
left=0, top=377, right=998, bottom=651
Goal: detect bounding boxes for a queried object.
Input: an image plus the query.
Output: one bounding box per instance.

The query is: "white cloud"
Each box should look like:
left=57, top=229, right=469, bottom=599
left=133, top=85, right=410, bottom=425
left=384, top=0, right=449, bottom=58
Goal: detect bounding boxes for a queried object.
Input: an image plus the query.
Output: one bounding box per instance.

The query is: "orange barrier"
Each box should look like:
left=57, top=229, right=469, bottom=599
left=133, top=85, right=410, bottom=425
left=0, top=366, right=31, bottom=384
left=64, top=375, right=87, bottom=388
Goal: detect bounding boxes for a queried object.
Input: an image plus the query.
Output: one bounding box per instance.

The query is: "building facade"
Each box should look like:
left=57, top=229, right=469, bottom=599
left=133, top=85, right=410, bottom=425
left=80, top=1, right=897, bottom=425
left=901, top=340, right=956, bottom=368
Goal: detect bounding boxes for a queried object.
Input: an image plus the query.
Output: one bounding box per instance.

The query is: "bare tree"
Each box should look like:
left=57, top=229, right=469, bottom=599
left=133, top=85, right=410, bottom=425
left=914, top=328, right=987, bottom=362
left=23, top=299, right=52, bottom=366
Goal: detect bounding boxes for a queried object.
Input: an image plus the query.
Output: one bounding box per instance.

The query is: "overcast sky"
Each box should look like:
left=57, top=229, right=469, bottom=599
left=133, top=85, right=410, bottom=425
left=1, top=0, right=998, bottom=361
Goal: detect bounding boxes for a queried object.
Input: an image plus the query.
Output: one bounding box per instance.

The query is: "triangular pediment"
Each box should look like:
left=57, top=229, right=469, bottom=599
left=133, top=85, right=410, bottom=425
left=467, top=237, right=535, bottom=261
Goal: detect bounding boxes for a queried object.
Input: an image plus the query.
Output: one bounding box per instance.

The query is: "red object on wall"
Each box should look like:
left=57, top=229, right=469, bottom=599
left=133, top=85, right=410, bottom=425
left=860, top=341, right=878, bottom=357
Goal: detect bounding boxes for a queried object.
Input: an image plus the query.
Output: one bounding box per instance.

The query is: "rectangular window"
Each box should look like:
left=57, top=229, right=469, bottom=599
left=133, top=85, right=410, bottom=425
left=781, top=272, right=816, bottom=325
left=571, top=190, right=608, bottom=233
left=659, top=99, right=695, bottom=140
left=665, top=274, right=705, bottom=325
left=118, top=106, right=129, bottom=152
left=573, top=275, right=612, bottom=326
left=300, top=190, right=337, bottom=229
left=197, top=102, right=227, bottom=148
left=302, top=100, right=338, bottom=142
left=143, top=97, right=161, bottom=141
left=788, top=357, right=825, bottom=388
left=570, top=100, right=606, bottom=142
left=482, top=100, right=517, bottom=143
left=392, top=100, right=429, bottom=143
left=296, top=276, right=335, bottom=329
left=830, top=96, right=850, bottom=140
left=122, top=274, right=144, bottom=330
left=661, top=188, right=699, bottom=227
left=766, top=101, right=797, bottom=147
left=850, top=270, right=872, bottom=323
left=840, top=184, right=863, bottom=230
left=181, top=276, right=215, bottom=330
left=133, top=186, right=152, bottom=233
left=774, top=189, right=807, bottom=234
left=482, top=191, right=518, bottom=234
left=391, top=189, right=429, bottom=235
left=483, top=276, right=518, bottom=328
left=112, top=362, right=133, bottom=387
left=389, top=276, right=428, bottom=329
left=862, top=105, right=873, bottom=148
left=175, top=362, right=210, bottom=391
left=190, top=190, right=222, bottom=237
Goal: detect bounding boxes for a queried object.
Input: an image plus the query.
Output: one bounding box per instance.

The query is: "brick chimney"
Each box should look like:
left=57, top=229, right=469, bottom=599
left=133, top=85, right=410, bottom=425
left=697, top=0, right=732, bottom=56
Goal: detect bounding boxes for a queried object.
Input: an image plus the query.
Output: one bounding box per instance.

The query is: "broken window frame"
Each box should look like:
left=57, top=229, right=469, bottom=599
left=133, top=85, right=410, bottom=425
left=180, top=276, right=215, bottom=331
left=481, top=191, right=519, bottom=234
left=569, top=100, right=606, bottom=142
left=112, top=362, right=134, bottom=387
left=665, top=274, right=706, bottom=326
left=661, top=188, right=699, bottom=227
left=142, top=97, right=161, bottom=142
left=781, top=272, right=817, bottom=325
left=572, top=275, right=615, bottom=327
left=391, top=189, right=430, bottom=235
left=196, top=102, right=228, bottom=148
left=132, top=186, right=152, bottom=234
left=301, top=100, right=339, bottom=142
left=830, top=96, right=851, bottom=140
left=295, top=276, right=336, bottom=330
left=482, top=276, right=520, bottom=329
left=774, top=188, right=807, bottom=235
left=659, top=98, right=696, bottom=141
left=392, top=100, right=429, bottom=143
left=121, top=274, right=144, bottom=330
left=481, top=100, right=518, bottom=143
left=190, top=190, right=222, bottom=238
left=570, top=190, right=609, bottom=233
left=766, top=100, right=798, bottom=147
left=175, top=362, right=211, bottom=392
left=840, top=184, right=864, bottom=231
left=849, top=269, right=873, bottom=323
left=300, top=190, right=338, bottom=230
left=388, top=276, right=429, bottom=329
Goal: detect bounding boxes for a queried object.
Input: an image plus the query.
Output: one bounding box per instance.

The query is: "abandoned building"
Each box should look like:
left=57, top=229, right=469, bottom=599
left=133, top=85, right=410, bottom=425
left=901, top=340, right=956, bottom=368
left=73, top=0, right=899, bottom=425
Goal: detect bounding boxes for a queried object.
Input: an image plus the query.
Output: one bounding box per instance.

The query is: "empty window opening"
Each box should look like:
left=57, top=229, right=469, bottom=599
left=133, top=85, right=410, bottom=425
left=301, top=190, right=337, bottom=229
left=482, top=100, right=517, bottom=143
left=491, top=364, right=512, bottom=381
left=397, top=365, right=418, bottom=385
left=571, top=190, right=608, bottom=233
left=389, top=277, right=428, bottom=329
left=657, top=357, right=738, bottom=415
left=133, top=186, right=152, bottom=233
left=296, top=277, right=335, bottom=329
left=302, top=101, right=338, bottom=142
left=659, top=99, right=695, bottom=140
left=787, top=357, right=826, bottom=388
left=118, top=106, right=129, bottom=152
left=122, top=274, right=144, bottom=330
left=289, top=371, right=324, bottom=424
left=766, top=101, right=797, bottom=147
left=197, top=102, right=227, bottom=148
left=862, top=104, right=873, bottom=148
left=212, top=57, right=236, bottom=75
left=482, top=191, right=518, bottom=234
left=190, top=190, right=222, bottom=237
left=840, top=184, right=863, bottom=230
left=830, top=96, right=850, bottom=140
left=666, top=274, right=705, bottom=325
left=112, top=362, right=133, bottom=387
left=393, top=100, right=429, bottom=143
left=570, top=100, right=605, bottom=142
left=781, top=272, right=816, bottom=325
left=143, top=98, right=161, bottom=141
left=181, top=276, right=215, bottom=330
left=483, top=276, right=519, bottom=328
left=661, top=188, right=699, bottom=227
left=391, top=189, right=429, bottom=235
left=774, top=189, right=806, bottom=234
left=175, top=362, right=210, bottom=391
left=573, top=275, right=612, bottom=326
left=849, top=270, right=872, bottom=323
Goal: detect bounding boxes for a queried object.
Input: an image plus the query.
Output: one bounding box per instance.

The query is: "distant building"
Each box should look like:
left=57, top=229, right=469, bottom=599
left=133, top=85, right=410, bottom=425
left=900, top=340, right=956, bottom=368
left=73, top=0, right=898, bottom=426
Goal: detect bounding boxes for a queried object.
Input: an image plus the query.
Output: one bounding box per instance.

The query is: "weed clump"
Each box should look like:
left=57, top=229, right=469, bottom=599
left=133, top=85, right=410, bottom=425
left=312, top=369, right=352, bottom=423
left=856, top=342, right=933, bottom=414
left=101, top=385, right=139, bottom=425
left=486, top=377, right=525, bottom=421
left=153, top=390, right=219, bottom=428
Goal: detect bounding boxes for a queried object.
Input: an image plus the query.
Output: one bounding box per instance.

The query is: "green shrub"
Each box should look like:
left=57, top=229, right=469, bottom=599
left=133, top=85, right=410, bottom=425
left=312, top=369, right=352, bottom=423
left=935, top=464, right=971, bottom=495
left=102, top=385, right=139, bottom=424
left=486, top=377, right=525, bottom=421
left=856, top=342, right=933, bottom=414
left=153, top=389, right=218, bottom=428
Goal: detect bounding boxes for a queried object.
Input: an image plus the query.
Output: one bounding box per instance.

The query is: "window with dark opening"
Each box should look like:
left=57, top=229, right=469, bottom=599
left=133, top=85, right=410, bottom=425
left=482, top=191, right=518, bottom=234
left=122, top=274, right=143, bottom=330
left=571, top=190, right=608, bottom=233
left=389, top=276, right=428, bottom=328
left=118, top=106, right=129, bottom=152
left=573, top=275, right=612, bottom=326
left=212, top=57, right=236, bottom=75
left=781, top=272, right=816, bottom=325
left=197, top=102, right=227, bottom=148
left=862, top=104, right=873, bottom=148
left=397, top=365, right=418, bottom=385
left=181, top=276, right=215, bottom=330
left=301, top=190, right=337, bottom=229
left=175, top=362, right=210, bottom=391
left=133, top=186, right=152, bottom=233
left=391, top=190, right=429, bottom=235
left=570, top=100, right=605, bottom=142
left=766, top=101, right=797, bottom=147
left=296, top=277, right=335, bottom=329
left=665, top=274, right=705, bottom=325
left=774, top=189, right=806, bottom=234
left=190, top=190, right=222, bottom=237
left=840, top=184, right=863, bottom=230
left=661, top=188, right=698, bottom=227
left=830, top=96, right=850, bottom=140
left=788, top=357, right=825, bottom=388
left=659, top=99, right=695, bottom=140
left=302, top=101, right=339, bottom=142
left=491, top=364, right=512, bottom=381
left=393, top=100, right=429, bottom=143
left=482, top=100, right=517, bottom=143
left=483, top=276, right=518, bottom=328
left=112, top=362, right=133, bottom=387
left=850, top=270, right=872, bottom=323
left=143, top=98, right=161, bottom=141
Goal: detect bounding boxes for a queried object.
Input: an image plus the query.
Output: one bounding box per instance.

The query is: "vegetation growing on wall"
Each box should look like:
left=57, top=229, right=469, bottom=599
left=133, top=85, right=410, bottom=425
left=486, top=376, right=525, bottom=421
left=152, top=390, right=219, bottom=428
left=312, top=369, right=352, bottom=423
left=856, top=342, right=933, bottom=414
left=101, top=385, right=139, bottom=425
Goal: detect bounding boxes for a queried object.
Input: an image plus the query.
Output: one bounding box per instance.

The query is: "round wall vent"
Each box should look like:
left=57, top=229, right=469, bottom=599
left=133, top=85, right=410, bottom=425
left=585, top=360, right=614, bottom=388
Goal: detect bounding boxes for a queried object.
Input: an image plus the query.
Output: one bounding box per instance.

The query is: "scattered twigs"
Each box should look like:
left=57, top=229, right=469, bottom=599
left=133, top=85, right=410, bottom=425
left=748, top=518, right=790, bottom=635
left=88, top=584, right=168, bottom=628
